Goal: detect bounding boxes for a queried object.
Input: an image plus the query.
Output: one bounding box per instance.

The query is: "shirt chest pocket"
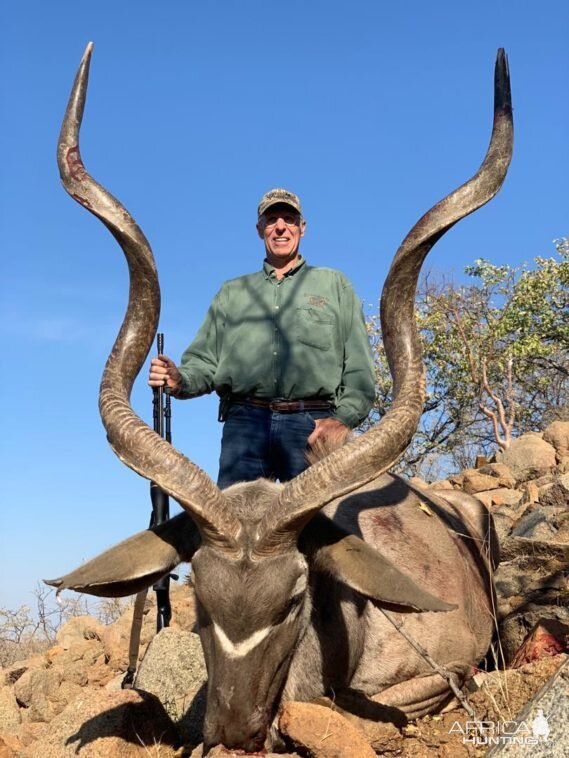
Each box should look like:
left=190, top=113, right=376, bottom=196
left=295, top=307, right=334, bottom=351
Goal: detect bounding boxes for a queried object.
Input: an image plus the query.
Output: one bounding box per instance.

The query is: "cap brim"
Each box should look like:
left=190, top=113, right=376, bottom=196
left=258, top=199, right=302, bottom=218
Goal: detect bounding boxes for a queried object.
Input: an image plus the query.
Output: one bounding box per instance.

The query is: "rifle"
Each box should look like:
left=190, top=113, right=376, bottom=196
left=150, top=332, right=172, bottom=631
left=122, top=332, right=175, bottom=687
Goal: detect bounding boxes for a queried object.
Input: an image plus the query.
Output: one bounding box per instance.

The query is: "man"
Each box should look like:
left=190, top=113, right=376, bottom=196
left=149, top=188, right=375, bottom=488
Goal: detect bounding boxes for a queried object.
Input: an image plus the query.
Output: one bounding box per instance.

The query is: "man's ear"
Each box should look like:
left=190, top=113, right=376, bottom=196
left=44, top=512, right=200, bottom=598
left=256, top=220, right=264, bottom=239
left=300, top=219, right=307, bottom=238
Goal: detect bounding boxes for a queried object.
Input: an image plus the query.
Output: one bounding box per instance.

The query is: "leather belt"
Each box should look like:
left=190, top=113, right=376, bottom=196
left=231, top=396, right=332, bottom=413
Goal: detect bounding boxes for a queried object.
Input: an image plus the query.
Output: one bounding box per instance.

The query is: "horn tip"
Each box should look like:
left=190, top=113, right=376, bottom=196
left=494, top=47, right=512, bottom=117
left=43, top=577, right=62, bottom=588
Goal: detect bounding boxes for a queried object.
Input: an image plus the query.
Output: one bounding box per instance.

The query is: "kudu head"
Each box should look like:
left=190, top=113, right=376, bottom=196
left=47, top=44, right=512, bottom=752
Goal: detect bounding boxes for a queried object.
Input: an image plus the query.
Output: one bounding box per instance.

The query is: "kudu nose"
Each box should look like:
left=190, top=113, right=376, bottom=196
left=206, top=719, right=267, bottom=753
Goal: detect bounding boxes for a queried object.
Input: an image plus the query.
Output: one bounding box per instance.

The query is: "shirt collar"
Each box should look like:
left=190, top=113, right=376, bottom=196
left=263, top=255, right=306, bottom=279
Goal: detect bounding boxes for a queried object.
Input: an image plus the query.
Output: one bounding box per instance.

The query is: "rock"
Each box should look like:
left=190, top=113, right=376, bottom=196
left=539, top=480, right=569, bottom=509
left=462, top=471, right=503, bottom=494
left=101, top=598, right=155, bottom=672
left=13, top=667, right=64, bottom=722
left=279, top=701, right=376, bottom=757
left=101, top=584, right=197, bottom=673
left=18, top=689, right=178, bottom=757
left=510, top=619, right=569, bottom=667
left=134, top=628, right=207, bottom=745
left=473, top=488, right=521, bottom=508
left=499, top=536, right=569, bottom=563
left=499, top=606, right=569, bottom=665
left=494, top=534, right=569, bottom=662
left=189, top=746, right=298, bottom=757
left=56, top=615, right=105, bottom=649
left=311, top=693, right=403, bottom=751
left=11, top=721, right=48, bottom=747
left=47, top=639, right=106, bottom=686
left=478, top=462, right=517, bottom=488
left=496, top=434, right=557, bottom=482
left=12, top=665, right=82, bottom=723
left=1, top=656, right=46, bottom=687
left=409, top=476, right=427, bottom=490
left=0, top=686, right=21, bottom=734
left=491, top=510, right=515, bottom=542
left=543, top=421, right=569, bottom=460
left=447, top=470, right=468, bottom=488
left=511, top=508, right=551, bottom=539
left=522, top=480, right=540, bottom=504
left=499, top=657, right=569, bottom=756
left=429, top=479, right=454, bottom=490
left=0, top=736, right=17, bottom=758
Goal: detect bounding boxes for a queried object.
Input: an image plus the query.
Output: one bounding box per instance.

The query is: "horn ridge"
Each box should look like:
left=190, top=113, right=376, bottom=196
left=58, top=44, right=238, bottom=547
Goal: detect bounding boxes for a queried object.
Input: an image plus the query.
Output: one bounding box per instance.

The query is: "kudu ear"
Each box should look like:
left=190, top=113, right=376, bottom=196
left=304, top=517, right=456, bottom=613
left=44, top=513, right=200, bottom=598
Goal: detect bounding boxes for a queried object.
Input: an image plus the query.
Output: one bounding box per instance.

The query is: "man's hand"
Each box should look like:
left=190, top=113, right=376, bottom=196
left=148, top=355, right=183, bottom=395
left=307, top=417, right=349, bottom=448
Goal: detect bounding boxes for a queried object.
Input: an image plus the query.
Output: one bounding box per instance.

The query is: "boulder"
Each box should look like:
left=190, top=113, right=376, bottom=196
left=279, top=701, right=376, bottom=758
left=18, top=689, right=178, bottom=758
left=1, top=655, right=46, bottom=687
left=9, top=722, right=47, bottom=747
left=56, top=616, right=105, bottom=649
left=190, top=746, right=298, bottom=757
left=473, top=488, right=521, bottom=509
left=543, top=421, right=569, bottom=460
left=0, top=736, right=17, bottom=758
left=461, top=470, right=503, bottom=494
left=134, top=627, right=207, bottom=746
left=496, top=433, right=557, bottom=482
left=477, top=462, right=517, bottom=488
left=101, top=584, right=197, bottom=672
left=428, top=479, right=454, bottom=490
left=0, top=686, right=21, bottom=734
left=101, top=597, right=156, bottom=672
left=311, top=692, right=403, bottom=751
left=13, top=667, right=64, bottom=722
left=47, top=639, right=106, bottom=687
left=510, top=619, right=569, bottom=667
left=511, top=508, right=556, bottom=539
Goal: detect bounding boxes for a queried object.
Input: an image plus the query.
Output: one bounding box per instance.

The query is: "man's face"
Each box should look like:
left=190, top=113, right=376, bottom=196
left=257, top=203, right=305, bottom=261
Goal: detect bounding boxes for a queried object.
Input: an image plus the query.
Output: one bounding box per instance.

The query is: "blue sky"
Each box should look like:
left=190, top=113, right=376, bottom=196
left=1, top=1, right=567, bottom=610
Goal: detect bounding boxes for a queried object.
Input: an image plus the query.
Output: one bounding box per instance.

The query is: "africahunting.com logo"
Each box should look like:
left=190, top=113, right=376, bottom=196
left=449, top=709, right=551, bottom=747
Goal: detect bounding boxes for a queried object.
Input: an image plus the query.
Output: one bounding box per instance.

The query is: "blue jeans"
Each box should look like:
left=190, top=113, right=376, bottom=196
left=217, top=404, right=331, bottom=488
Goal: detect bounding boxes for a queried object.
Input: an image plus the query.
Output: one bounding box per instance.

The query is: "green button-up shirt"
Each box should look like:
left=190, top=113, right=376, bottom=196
left=177, top=257, right=375, bottom=428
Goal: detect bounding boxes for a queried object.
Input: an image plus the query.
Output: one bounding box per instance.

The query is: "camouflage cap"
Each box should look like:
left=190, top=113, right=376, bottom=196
left=257, top=188, right=302, bottom=218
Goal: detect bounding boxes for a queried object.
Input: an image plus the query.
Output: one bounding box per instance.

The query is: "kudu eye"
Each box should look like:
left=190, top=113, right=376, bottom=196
left=276, top=592, right=303, bottom=624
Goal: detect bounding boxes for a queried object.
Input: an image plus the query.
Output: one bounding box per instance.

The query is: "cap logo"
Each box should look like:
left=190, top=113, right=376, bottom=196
left=258, top=187, right=302, bottom=218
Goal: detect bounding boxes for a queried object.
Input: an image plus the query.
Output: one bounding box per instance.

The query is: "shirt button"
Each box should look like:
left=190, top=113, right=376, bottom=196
left=273, top=351, right=277, bottom=356
left=274, top=305, right=279, bottom=310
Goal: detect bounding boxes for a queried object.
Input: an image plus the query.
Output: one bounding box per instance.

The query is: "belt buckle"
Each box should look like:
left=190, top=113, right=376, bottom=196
left=269, top=397, right=285, bottom=412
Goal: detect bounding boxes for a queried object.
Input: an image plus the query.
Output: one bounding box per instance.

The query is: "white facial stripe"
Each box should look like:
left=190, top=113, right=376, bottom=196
left=213, top=622, right=273, bottom=658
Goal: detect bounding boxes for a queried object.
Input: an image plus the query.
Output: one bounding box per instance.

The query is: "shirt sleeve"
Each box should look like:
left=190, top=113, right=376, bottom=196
left=176, top=289, right=225, bottom=398
left=331, top=278, right=376, bottom=428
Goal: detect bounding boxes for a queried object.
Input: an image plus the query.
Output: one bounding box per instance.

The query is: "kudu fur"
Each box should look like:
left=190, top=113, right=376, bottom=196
left=47, top=45, right=513, bottom=753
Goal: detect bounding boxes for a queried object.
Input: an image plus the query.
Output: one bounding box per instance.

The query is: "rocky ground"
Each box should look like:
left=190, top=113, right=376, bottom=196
left=0, top=421, right=567, bottom=757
